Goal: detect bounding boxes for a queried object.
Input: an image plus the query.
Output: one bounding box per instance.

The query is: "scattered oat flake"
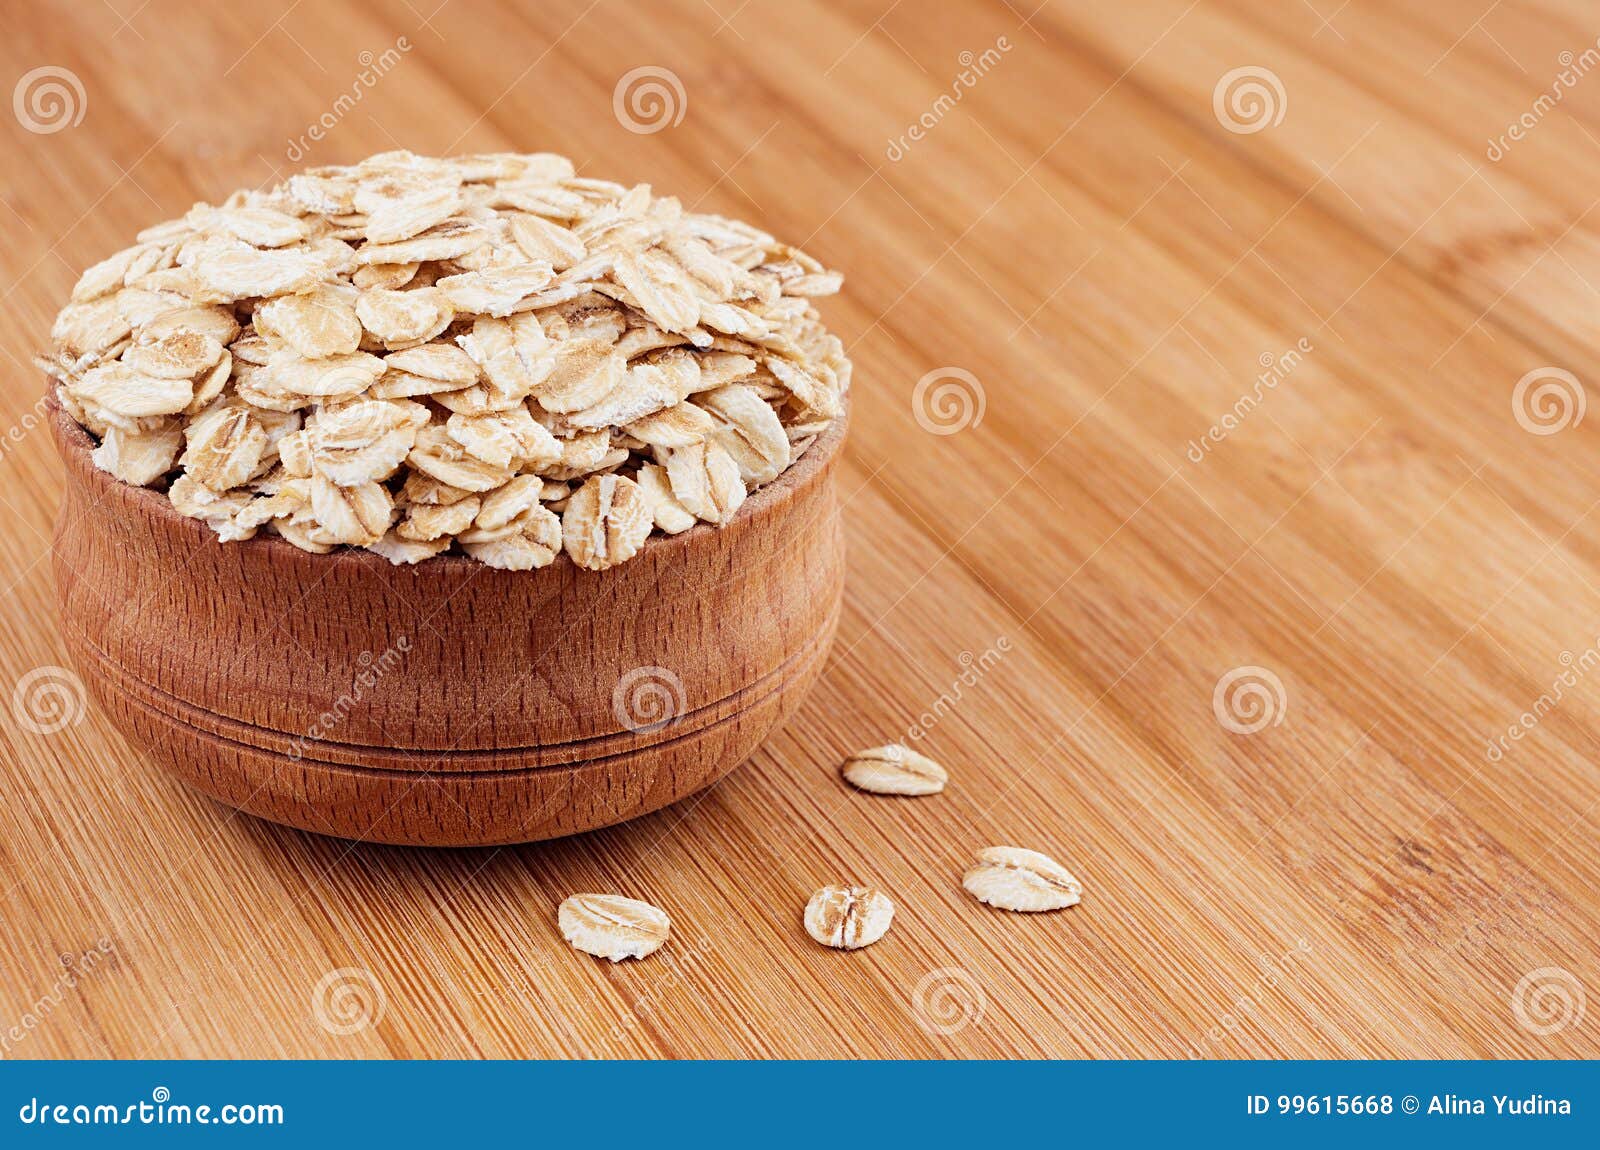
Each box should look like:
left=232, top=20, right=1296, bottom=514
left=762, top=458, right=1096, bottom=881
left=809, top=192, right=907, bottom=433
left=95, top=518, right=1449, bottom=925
left=962, top=847, right=1082, bottom=912
left=355, top=219, right=489, bottom=265
left=356, top=288, right=453, bottom=348
left=537, top=338, right=625, bottom=414
left=399, top=497, right=479, bottom=542
left=841, top=745, right=947, bottom=796
left=558, top=894, right=670, bottom=962
left=804, top=885, right=894, bottom=950
left=309, top=474, right=392, bottom=546
left=407, top=424, right=512, bottom=492
left=265, top=350, right=386, bottom=399
left=368, top=530, right=450, bottom=565
left=510, top=213, right=587, bottom=269
left=460, top=502, right=562, bottom=570
left=384, top=340, right=480, bottom=385
left=626, top=401, right=715, bottom=448
left=72, top=362, right=193, bottom=418
left=181, top=405, right=268, bottom=492
left=201, top=206, right=309, bottom=248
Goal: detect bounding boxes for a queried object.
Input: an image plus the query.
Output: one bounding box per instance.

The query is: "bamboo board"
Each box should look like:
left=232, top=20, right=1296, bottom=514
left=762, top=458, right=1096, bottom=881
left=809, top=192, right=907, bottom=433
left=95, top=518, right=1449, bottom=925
left=0, top=0, right=1596, bottom=1058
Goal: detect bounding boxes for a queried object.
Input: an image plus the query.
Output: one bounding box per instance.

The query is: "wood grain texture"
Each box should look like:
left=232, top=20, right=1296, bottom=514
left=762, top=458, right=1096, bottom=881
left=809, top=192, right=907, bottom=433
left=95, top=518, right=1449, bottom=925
left=1, top=0, right=1597, bottom=1058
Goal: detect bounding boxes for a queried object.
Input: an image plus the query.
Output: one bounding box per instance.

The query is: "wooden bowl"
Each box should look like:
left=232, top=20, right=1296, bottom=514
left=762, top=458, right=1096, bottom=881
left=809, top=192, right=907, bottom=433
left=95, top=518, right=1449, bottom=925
left=48, top=395, right=846, bottom=846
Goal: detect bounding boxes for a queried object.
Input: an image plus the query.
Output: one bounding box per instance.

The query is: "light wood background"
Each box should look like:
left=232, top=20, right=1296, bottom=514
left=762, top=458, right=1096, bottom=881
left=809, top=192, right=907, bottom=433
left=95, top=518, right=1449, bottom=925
left=1, top=0, right=1597, bottom=1059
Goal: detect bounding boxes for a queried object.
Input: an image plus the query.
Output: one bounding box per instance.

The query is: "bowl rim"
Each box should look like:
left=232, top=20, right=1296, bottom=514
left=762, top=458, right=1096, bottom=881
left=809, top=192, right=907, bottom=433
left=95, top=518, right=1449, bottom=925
left=48, top=385, right=848, bottom=575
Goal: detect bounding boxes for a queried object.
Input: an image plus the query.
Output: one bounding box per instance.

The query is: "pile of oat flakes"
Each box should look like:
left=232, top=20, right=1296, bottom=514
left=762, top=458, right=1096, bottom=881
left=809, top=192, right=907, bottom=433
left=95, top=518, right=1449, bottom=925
left=41, top=151, right=849, bottom=570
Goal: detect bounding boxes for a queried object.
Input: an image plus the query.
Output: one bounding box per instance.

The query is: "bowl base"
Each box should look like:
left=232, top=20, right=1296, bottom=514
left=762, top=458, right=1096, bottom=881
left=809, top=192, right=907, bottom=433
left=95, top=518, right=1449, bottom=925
left=65, top=603, right=838, bottom=847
